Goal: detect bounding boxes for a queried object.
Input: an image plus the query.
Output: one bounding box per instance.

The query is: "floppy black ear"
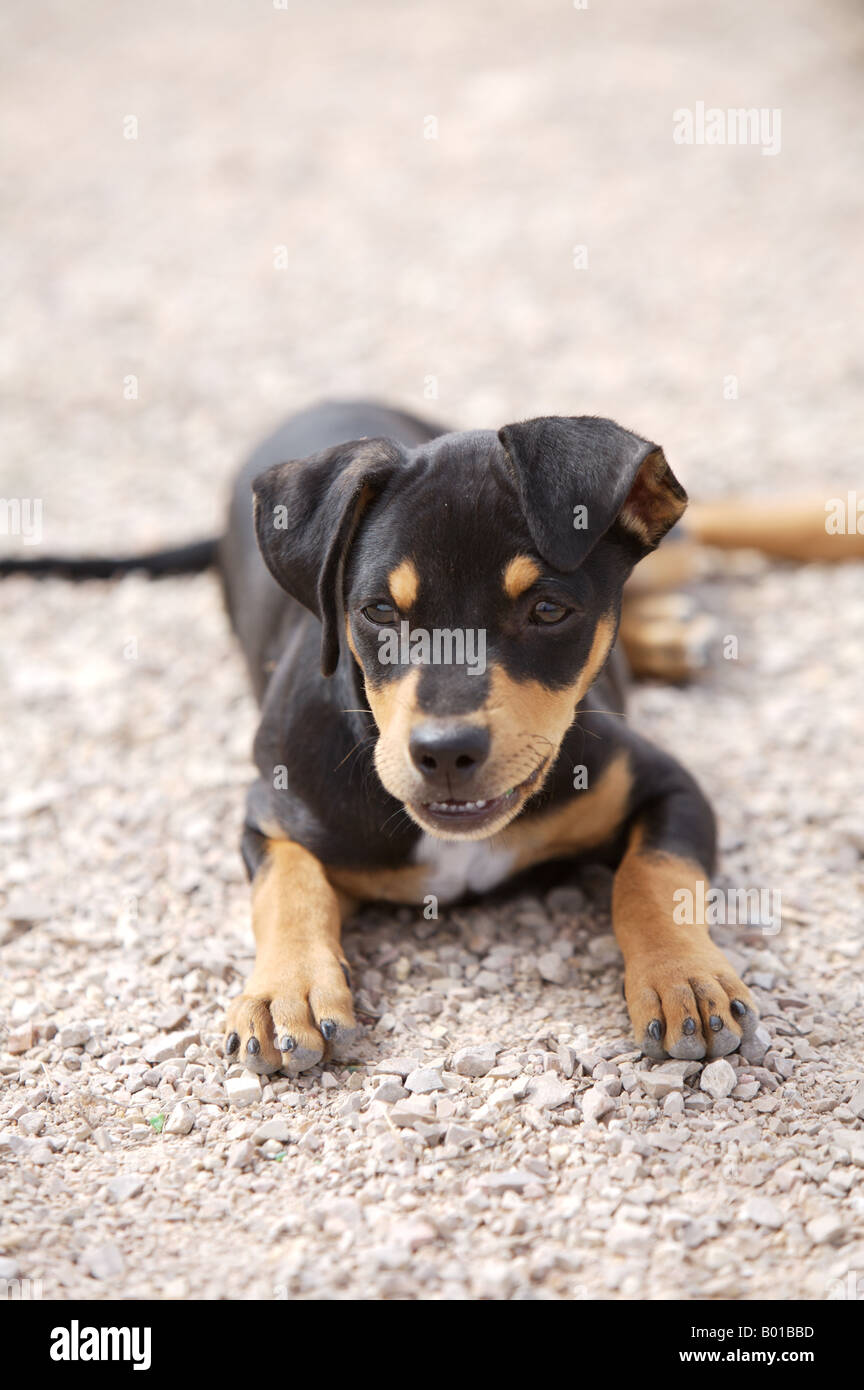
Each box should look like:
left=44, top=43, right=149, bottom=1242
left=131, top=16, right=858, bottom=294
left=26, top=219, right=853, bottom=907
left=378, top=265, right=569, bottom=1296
left=497, top=416, right=687, bottom=571
left=253, top=437, right=403, bottom=676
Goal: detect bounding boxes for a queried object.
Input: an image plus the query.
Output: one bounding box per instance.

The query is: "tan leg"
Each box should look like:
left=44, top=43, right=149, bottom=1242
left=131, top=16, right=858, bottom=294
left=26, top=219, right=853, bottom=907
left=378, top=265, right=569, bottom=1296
left=688, top=496, right=864, bottom=563
left=224, top=839, right=357, bottom=1074
left=620, top=532, right=711, bottom=681
left=612, top=828, right=758, bottom=1061
left=623, top=536, right=701, bottom=596
left=618, top=592, right=714, bottom=682
left=622, top=494, right=864, bottom=679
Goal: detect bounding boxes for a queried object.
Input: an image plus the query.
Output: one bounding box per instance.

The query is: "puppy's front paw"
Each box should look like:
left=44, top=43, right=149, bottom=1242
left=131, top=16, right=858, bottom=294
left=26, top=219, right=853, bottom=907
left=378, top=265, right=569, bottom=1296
left=625, top=946, right=758, bottom=1062
left=224, top=952, right=357, bottom=1075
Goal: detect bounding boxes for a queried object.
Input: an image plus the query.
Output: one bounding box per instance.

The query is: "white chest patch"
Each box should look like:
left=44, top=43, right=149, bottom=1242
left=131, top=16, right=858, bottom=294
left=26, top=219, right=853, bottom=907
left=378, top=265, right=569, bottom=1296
left=412, top=834, right=515, bottom=905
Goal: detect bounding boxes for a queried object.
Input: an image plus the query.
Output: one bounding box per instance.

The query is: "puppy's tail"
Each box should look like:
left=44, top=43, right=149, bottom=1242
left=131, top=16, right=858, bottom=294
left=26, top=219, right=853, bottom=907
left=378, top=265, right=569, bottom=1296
left=0, top=537, right=219, bottom=580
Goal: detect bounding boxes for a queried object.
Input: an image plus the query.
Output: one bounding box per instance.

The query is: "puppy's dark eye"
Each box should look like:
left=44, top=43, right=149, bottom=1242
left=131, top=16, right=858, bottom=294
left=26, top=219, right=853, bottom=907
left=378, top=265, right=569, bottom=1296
left=362, top=602, right=399, bottom=626
left=531, top=600, right=570, bottom=625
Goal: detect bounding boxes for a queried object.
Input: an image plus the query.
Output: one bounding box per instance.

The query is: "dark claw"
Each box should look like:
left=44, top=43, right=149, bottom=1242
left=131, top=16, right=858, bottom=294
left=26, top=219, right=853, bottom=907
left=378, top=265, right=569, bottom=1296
left=731, top=999, right=748, bottom=1018
left=280, top=1035, right=296, bottom=1053
left=225, top=1032, right=240, bottom=1055
left=341, top=963, right=352, bottom=988
left=682, top=1017, right=696, bottom=1036
left=709, top=1014, right=723, bottom=1032
left=320, top=1019, right=337, bottom=1041
left=648, top=1019, right=663, bottom=1041
left=246, top=1037, right=260, bottom=1056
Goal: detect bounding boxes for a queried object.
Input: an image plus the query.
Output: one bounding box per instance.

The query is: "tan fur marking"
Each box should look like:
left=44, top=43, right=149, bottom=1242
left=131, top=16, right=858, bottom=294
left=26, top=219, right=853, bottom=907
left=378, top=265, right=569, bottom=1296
left=331, top=753, right=632, bottom=902
left=491, top=609, right=615, bottom=736
left=482, top=610, right=616, bottom=758
left=618, top=504, right=652, bottom=546
left=388, top=558, right=419, bottom=609
left=366, top=665, right=420, bottom=779
left=365, top=616, right=616, bottom=832
left=248, top=840, right=343, bottom=987
left=578, top=611, right=617, bottom=697
left=612, top=828, right=704, bottom=962
left=618, top=594, right=714, bottom=682
left=688, top=497, right=864, bottom=563
left=619, top=448, right=688, bottom=546
left=501, top=751, right=633, bottom=869
left=503, top=554, right=542, bottom=599
left=331, top=749, right=633, bottom=905
left=623, top=538, right=700, bottom=596
left=326, top=862, right=429, bottom=905
left=223, top=838, right=357, bottom=1073
left=612, top=826, right=755, bottom=1054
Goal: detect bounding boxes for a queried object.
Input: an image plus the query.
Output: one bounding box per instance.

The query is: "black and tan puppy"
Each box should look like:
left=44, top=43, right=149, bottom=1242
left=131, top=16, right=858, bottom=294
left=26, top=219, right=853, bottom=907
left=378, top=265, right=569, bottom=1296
left=217, top=401, right=760, bottom=1074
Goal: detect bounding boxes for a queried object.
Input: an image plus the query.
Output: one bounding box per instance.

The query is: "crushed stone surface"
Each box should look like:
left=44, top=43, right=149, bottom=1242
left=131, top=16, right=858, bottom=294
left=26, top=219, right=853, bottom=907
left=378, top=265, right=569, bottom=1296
left=1, top=0, right=863, bottom=1300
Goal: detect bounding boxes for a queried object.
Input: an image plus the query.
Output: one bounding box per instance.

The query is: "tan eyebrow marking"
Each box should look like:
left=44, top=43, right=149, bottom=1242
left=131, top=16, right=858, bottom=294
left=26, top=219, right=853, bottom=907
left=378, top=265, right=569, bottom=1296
left=388, top=558, right=419, bottom=609
left=503, top=554, right=542, bottom=599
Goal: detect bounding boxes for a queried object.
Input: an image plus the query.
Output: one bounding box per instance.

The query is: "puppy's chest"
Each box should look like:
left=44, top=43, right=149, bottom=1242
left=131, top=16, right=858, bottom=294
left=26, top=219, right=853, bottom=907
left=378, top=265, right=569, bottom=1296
left=411, top=834, right=515, bottom=905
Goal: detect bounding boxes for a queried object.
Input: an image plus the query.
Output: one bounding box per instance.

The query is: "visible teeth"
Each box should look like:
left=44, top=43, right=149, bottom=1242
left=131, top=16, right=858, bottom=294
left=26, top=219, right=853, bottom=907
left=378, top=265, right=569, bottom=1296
left=427, top=798, right=490, bottom=814
left=423, top=773, right=540, bottom=818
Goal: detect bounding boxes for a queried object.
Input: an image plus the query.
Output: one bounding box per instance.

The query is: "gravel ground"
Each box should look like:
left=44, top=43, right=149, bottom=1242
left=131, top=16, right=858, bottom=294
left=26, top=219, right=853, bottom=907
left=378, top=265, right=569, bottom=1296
left=1, top=0, right=863, bottom=1301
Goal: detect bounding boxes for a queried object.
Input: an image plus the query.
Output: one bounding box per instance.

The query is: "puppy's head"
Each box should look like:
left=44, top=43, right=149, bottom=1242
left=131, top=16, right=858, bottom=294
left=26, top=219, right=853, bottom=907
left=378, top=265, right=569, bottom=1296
left=254, top=415, right=686, bottom=840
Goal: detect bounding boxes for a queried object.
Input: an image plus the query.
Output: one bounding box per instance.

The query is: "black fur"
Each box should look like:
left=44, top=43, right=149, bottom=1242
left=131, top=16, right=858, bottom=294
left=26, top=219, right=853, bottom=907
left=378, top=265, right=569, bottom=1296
left=1, top=399, right=716, bottom=894
left=219, top=401, right=715, bottom=884
left=0, top=538, right=217, bottom=580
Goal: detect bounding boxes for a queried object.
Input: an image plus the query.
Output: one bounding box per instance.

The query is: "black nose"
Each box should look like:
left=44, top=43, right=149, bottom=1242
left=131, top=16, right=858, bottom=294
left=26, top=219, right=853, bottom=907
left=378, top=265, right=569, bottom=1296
left=409, top=723, right=490, bottom=783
